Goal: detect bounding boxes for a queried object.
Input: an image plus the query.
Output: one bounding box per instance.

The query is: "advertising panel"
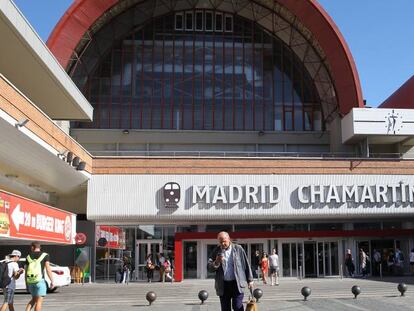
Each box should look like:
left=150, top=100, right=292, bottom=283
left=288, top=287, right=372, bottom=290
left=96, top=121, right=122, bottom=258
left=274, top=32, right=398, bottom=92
left=95, top=225, right=125, bottom=249
left=0, top=190, right=76, bottom=244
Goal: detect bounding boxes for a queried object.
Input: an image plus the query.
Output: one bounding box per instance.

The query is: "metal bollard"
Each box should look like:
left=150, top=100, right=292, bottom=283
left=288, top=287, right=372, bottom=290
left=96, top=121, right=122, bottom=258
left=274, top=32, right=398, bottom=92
left=340, top=264, right=343, bottom=279
left=299, top=266, right=303, bottom=280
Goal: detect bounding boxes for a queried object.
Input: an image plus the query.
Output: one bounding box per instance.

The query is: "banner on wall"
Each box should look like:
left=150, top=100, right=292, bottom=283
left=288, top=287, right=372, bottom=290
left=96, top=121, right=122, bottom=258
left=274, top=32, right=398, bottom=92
left=95, top=225, right=125, bottom=249
left=0, top=190, right=76, bottom=244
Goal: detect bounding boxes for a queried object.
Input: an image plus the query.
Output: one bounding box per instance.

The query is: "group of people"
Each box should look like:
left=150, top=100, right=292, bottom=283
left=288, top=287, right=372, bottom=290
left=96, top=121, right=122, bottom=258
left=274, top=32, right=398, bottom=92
left=251, top=249, right=280, bottom=286
left=145, top=253, right=173, bottom=282
left=1, top=241, right=53, bottom=311
left=345, top=247, right=414, bottom=278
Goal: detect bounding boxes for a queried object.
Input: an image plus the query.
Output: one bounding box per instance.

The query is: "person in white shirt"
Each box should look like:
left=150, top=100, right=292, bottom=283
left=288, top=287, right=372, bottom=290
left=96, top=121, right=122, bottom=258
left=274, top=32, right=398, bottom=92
left=269, top=248, right=280, bottom=286
left=1, top=250, right=24, bottom=311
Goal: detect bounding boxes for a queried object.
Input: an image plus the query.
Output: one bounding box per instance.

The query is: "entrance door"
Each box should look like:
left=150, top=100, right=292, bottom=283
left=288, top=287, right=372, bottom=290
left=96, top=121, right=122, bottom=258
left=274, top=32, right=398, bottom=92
left=304, top=242, right=317, bottom=277
left=135, top=240, right=162, bottom=281
left=317, top=242, right=339, bottom=276
left=184, top=241, right=198, bottom=278
left=281, top=242, right=304, bottom=278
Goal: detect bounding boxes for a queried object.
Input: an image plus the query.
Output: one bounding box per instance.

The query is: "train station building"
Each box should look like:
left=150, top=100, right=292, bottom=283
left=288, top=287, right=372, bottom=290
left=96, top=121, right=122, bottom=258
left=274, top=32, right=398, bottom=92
left=1, top=0, right=414, bottom=282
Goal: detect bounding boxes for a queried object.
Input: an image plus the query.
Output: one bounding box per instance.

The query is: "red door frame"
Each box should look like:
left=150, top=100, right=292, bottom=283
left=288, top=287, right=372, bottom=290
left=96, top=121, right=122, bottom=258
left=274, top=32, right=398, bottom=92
left=174, top=229, right=414, bottom=282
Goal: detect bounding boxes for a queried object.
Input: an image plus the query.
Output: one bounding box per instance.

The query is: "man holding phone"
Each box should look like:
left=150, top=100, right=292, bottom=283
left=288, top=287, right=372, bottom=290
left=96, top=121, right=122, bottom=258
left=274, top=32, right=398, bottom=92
left=207, top=231, right=253, bottom=311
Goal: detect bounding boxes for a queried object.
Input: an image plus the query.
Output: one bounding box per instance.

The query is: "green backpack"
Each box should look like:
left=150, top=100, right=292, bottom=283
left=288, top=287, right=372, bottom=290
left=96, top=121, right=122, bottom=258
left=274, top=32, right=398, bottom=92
left=26, top=253, right=47, bottom=284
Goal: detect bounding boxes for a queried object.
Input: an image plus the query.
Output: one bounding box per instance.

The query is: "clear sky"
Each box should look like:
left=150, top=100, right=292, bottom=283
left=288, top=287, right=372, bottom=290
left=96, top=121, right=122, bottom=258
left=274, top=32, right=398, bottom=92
left=12, top=0, right=414, bottom=107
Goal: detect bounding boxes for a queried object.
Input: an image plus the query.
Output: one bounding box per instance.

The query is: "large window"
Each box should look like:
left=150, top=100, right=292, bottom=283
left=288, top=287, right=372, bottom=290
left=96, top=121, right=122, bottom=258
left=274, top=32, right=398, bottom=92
left=75, top=11, right=322, bottom=131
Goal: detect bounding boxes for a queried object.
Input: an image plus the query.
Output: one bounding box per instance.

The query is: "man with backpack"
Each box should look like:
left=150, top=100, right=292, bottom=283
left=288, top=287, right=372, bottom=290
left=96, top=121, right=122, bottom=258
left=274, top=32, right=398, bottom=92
left=25, top=242, right=54, bottom=311
left=1, top=250, right=24, bottom=311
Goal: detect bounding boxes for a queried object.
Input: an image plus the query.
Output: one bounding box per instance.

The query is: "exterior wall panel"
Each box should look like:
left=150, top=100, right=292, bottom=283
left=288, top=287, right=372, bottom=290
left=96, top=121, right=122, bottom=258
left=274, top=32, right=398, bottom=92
left=88, top=174, right=414, bottom=222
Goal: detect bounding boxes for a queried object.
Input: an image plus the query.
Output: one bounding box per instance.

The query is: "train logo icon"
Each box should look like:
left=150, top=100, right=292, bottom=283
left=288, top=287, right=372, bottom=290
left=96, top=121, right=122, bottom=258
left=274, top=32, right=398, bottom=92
left=163, top=182, right=181, bottom=208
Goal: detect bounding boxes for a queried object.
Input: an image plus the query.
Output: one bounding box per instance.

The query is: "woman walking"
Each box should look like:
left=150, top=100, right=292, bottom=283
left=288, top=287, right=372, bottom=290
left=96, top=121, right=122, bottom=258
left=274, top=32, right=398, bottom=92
left=260, top=253, right=269, bottom=284
left=145, top=254, right=155, bottom=282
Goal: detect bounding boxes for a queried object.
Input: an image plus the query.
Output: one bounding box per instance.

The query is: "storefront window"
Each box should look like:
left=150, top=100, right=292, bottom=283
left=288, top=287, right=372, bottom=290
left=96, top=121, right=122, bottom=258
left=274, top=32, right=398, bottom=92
left=206, top=224, right=233, bottom=232
left=177, top=225, right=198, bottom=232
left=234, top=224, right=271, bottom=232
left=273, top=224, right=309, bottom=232
left=353, top=223, right=381, bottom=230
left=382, top=222, right=402, bottom=229
left=309, top=223, right=343, bottom=231
left=136, top=225, right=163, bottom=239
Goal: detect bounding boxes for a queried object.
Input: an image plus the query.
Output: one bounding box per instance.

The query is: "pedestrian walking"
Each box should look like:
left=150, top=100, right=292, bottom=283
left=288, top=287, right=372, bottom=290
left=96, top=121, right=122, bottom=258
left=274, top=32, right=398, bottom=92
left=163, top=258, right=173, bottom=282
left=269, top=248, right=279, bottom=286
left=145, top=254, right=155, bottom=282
left=1, top=250, right=24, bottom=311
left=344, top=249, right=355, bottom=277
left=410, top=248, right=414, bottom=274
left=372, top=249, right=381, bottom=276
left=387, top=250, right=395, bottom=275
left=359, top=248, right=367, bottom=278
left=25, top=241, right=54, bottom=311
left=394, top=248, right=404, bottom=275
left=207, top=231, right=253, bottom=311
left=260, top=253, right=269, bottom=284
left=251, top=250, right=260, bottom=280
left=157, top=253, right=166, bottom=282
left=121, top=255, right=131, bottom=284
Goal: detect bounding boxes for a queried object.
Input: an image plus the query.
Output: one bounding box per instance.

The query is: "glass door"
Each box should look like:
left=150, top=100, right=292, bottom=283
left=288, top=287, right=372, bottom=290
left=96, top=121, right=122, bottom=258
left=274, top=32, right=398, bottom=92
left=183, top=241, right=197, bottom=279
left=135, top=239, right=162, bottom=281
left=281, top=242, right=304, bottom=278
left=304, top=242, right=317, bottom=277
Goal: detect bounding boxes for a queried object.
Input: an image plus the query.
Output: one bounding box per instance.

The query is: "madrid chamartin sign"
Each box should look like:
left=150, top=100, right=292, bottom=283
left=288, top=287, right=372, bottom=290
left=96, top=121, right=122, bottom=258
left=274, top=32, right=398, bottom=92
left=190, top=183, right=414, bottom=207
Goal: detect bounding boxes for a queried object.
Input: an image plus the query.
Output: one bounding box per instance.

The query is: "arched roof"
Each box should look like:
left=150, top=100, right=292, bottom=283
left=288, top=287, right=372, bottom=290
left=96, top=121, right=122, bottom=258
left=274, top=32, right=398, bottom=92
left=47, top=0, right=363, bottom=116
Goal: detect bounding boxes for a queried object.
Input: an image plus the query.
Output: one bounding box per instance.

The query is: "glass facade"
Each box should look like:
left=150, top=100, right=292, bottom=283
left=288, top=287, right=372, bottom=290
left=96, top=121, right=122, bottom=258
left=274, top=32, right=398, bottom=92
left=74, top=11, right=322, bottom=132
left=94, top=222, right=411, bottom=281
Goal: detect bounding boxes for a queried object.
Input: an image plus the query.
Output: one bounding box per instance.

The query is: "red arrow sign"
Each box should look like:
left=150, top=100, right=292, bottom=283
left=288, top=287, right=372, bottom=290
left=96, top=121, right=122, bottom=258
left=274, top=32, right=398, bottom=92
left=0, top=190, right=76, bottom=244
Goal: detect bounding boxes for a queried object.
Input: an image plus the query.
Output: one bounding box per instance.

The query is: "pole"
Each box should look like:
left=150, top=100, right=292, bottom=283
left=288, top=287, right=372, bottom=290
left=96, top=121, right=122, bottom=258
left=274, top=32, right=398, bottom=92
left=299, top=266, right=302, bottom=280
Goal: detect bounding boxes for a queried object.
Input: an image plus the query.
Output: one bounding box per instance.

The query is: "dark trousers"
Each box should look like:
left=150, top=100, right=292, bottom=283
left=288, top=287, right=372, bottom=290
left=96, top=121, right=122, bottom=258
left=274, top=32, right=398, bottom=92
left=251, top=265, right=258, bottom=278
left=219, top=280, right=244, bottom=311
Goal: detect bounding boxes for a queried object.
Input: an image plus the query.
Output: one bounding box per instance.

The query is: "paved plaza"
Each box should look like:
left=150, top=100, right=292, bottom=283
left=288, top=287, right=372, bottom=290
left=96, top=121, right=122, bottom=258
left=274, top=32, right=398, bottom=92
left=6, top=277, right=414, bottom=310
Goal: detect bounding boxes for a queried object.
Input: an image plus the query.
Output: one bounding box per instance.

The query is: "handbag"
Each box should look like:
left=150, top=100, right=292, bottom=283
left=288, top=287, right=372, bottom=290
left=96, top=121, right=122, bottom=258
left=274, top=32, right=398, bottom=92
left=245, top=288, right=258, bottom=311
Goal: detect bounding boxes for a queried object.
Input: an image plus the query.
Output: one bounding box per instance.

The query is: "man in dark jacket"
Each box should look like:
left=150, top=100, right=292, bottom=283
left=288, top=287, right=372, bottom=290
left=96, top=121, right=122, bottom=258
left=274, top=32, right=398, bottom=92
left=207, top=231, right=253, bottom=311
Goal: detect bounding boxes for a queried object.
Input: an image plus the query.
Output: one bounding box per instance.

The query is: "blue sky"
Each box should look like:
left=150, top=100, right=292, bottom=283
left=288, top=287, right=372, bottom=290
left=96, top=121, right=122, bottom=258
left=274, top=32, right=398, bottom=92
left=13, top=0, right=414, bottom=107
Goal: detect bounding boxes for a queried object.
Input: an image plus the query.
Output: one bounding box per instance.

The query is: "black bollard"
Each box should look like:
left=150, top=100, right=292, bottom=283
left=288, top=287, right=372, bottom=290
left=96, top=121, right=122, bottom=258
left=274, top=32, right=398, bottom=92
left=198, top=290, right=209, bottom=304
left=253, top=288, right=263, bottom=303
left=146, top=291, right=157, bottom=305
left=301, top=287, right=311, bottom=301
left=398, top=283, right=407, bottom=297
left=351, top=285, right=361, bottom=299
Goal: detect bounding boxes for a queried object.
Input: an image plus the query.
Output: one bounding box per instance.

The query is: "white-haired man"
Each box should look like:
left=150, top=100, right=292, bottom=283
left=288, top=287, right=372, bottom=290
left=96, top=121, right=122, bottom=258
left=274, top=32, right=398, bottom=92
left=207, top=231, right=253, bottom=311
